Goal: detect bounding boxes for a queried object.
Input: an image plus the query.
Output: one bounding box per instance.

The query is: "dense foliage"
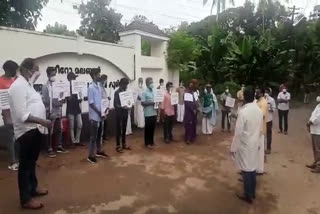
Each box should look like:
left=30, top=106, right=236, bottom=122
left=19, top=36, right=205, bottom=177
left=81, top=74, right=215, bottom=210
left=167, top=1, right=320, bottom=94
left=44, top=22, right=76, bottom=37
left=78, top=0, right=123, bottom=43
left=0, top=0, right=48, bottom=30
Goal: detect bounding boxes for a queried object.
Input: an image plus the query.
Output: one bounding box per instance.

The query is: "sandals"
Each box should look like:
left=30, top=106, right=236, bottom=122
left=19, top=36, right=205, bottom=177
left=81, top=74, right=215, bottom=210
left=116, top=147, right=124, bottom=153
left=123, top=146, right=132, bottom=150
left=21, top=199, right=44, bottom=210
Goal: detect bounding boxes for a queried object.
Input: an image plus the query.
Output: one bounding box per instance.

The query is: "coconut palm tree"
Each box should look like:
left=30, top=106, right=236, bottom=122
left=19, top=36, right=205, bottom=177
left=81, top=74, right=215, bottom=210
left=203, top=0, right=235, bottom=20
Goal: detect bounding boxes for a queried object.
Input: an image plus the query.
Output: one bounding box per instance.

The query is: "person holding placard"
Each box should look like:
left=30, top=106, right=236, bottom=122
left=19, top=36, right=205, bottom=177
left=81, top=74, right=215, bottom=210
left=220, top=87, right=232, bottom=132
left=0, top=60, right=19, bottom=171
left=114, top=78, right=132, bottom=153
left=42, top=67, right=68, bottom=158
left=134, top=78, right=145, bottom=128
left=66, top=72, right=84, bottom=148
left=87, top=70, right=109, bottom=164
left=141, top=77, right=157, bottom=149
left=161, top=82, right=176, bottom=143
left=201, top=84, right=218, bottom=135
left=184, top=79, right=198, bottom=144
left=176, top=80, right=185, bottom=123
left=9, top=58, right=52, bottom=209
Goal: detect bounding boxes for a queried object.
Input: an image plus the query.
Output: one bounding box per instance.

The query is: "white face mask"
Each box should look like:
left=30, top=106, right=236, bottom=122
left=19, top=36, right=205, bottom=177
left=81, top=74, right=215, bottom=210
left=28, top=71, right=40, bottom=85
left=225, top=89, right=229, bottom=93
left=49, top=76, right=56, bottom=82
left=316, top=96, right=320, bottom=103
left=265, top=93, right=269, bottom=98
left=169, top=88, right=173, bottom=94
left=283, top=89, right=287, bottom=93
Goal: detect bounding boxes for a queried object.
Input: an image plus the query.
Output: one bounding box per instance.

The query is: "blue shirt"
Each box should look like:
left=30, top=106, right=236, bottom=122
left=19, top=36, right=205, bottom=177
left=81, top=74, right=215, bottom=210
left=141, top=88, right=157, bottom=117
left=88, top=82, right=102, bottom=122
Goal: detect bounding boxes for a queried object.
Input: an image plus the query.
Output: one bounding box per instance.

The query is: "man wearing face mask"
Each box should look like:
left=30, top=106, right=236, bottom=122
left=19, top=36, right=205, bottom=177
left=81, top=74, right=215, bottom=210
left=114, top=78, right=132, bottom=152
left=0, top=60, right=19, bottom=171
left=66, top=71, right=84, bottom=148
left=306, top=96, right=320, bottom=173
left=176, top=80, right=185, bottom=123
left=134, top=77, right=145, bottom=128
left=87, top=70, right=109, bottom=164
left=161, top=82, right=176, bottom=143
left=141, top=77, right=157, bottom=149
left=42, top=67, right=68, bottom=158
left=184, top=79, right=198, bottom=144
left=221, top=87, right=232, bottom=132
left=265, top=88, right=276, bottom=154
left=9, top=58, right=52, bottom=209
left=277, top=86, right=291, bottom=135
left=255, top=88, right=268, bottom=175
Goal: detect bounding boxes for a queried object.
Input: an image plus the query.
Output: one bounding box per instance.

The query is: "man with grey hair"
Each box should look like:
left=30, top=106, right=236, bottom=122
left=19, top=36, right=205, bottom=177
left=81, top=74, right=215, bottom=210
left=141, top=77, right=157, bottom=149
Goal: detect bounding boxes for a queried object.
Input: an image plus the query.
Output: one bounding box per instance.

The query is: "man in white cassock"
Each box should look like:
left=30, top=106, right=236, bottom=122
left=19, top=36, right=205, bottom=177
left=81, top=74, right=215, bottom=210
left=134, top=78, right=145, bottom=128
left=231, top=87, right=263, bottom=204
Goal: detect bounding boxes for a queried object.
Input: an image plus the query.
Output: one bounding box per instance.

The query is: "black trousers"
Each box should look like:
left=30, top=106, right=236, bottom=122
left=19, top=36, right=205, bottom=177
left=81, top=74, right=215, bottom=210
left=163, top=115, right=174, bottom=141
left=17, top=129, right=42, bottom=205
left=278, top=110, right=289, bottom=132
left=242, top=171, right=256, bottom=200
left=116, top=111, right=128, bottom=148
left=266, top=121, right=273, bottom=150
left=221, top=110, right=230, bottom=130
left=145, top=116, right=156, bottom=146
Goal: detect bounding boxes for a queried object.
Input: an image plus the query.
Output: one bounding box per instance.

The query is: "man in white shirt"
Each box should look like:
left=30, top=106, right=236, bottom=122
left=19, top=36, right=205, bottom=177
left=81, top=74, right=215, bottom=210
left=277, top=87, right=291, bottom=135
left=265, top=88, right=276, bottom=154
left=9, top=58, right=51, bottom=209
left=231, top=86, right=263, bottom=204
left=306, top=96, right=320, bottom=173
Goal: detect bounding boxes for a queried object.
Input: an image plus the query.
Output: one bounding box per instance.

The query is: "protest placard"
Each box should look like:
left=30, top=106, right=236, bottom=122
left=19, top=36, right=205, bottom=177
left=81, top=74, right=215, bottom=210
left=171, top=92, right=179, bottom=105
left=119, top=91, right=134, bottom=107
left=0, top=89, right=10, bottom=109
left=225, top=97, right=236, bottom=108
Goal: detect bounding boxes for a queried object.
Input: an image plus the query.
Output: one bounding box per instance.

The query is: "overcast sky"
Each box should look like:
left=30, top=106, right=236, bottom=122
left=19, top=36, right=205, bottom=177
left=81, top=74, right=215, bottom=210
left=37, top=0, right=320, bottom=32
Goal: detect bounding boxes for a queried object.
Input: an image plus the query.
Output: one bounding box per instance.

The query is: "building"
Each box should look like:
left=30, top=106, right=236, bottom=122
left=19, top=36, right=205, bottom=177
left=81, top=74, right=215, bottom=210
left=0, top=23, right=178, bottom=147
left=0, top=23, right=178, bottom=126
left=310, top=5, right=320, bottom=20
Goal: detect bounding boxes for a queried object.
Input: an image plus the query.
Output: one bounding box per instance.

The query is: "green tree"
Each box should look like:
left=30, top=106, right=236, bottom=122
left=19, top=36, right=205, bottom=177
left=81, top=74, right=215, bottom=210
left=78, top=0, right=123, bottom=43
left=0, top=0, right=48, bottom=30
left=44, top=22, right=76, bottom=37
left=203, top=0, right=235, bottom=20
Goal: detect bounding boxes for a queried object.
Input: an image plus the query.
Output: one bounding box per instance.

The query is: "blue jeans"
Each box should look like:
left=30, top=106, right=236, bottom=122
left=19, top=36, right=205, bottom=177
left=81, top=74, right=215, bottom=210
left=242, top=171, right=256, bottom=200
left=89, top=120, right=103, bottom=157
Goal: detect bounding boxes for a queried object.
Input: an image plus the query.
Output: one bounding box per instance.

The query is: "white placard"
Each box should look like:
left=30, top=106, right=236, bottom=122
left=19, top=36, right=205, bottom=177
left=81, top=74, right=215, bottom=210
left=52, top=82, right=70, bottom=99
left=225, top=97, right=236, bottom=108
left=132, top=91, right=138, bottom=100
left=101, top=98, right=109, bottom=117
left=119, top=91, right=134, bottom=107
left=154, top=89, right=165, bottom=103
left=171, top=92, right=179, bottom=105
left=184, top=93, right=194, bottom=102
left=71, top=81, right=88, bottom=97
left=0, top=89, right=10, bottom=109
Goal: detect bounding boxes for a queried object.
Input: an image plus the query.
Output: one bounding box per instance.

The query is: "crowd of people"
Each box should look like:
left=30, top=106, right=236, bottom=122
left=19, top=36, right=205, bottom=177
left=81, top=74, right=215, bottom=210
left=1, top=57, right=320, bottom=209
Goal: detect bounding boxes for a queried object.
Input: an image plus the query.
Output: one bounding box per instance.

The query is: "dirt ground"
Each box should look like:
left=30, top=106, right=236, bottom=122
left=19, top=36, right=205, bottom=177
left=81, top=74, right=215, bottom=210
left=0, top=105, right=319, bottom=214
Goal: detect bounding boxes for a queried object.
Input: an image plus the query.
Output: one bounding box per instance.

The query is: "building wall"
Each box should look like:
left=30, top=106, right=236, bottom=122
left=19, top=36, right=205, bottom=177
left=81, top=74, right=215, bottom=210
left=0, top=27, right=178, bottom=126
